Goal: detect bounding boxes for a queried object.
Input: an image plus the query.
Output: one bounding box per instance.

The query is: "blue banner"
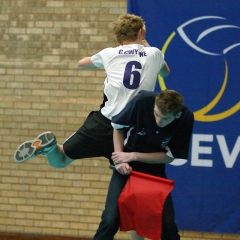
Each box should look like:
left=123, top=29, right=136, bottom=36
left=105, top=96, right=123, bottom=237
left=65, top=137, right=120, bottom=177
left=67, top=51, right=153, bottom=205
left=128, top=0, right=240, bottom=234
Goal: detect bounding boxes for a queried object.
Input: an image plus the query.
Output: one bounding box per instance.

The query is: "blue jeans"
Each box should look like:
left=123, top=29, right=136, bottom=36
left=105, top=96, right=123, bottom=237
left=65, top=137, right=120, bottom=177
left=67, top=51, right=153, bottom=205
left=93, top=170, right=180, bottom=240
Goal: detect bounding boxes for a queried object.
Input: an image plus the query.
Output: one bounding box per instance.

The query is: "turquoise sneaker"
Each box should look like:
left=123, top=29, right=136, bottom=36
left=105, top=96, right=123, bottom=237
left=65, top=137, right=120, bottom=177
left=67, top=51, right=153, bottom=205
left=14, top=131, right=57, bottom=163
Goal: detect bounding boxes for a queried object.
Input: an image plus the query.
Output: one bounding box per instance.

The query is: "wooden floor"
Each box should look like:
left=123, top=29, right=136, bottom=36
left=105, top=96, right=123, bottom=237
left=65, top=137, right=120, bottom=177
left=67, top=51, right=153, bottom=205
left=0, top=233, right=90, bottom=240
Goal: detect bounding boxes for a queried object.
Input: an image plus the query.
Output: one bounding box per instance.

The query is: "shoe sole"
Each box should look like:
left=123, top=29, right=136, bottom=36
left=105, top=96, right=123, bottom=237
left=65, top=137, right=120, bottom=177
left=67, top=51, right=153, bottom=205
left=14, top=131, right=56, bottom=163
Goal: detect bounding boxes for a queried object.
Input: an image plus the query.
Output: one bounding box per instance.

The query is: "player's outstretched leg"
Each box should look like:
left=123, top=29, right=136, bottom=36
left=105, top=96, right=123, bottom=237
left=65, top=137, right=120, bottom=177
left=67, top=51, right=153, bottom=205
left=14, top=131, right=57, bottom=163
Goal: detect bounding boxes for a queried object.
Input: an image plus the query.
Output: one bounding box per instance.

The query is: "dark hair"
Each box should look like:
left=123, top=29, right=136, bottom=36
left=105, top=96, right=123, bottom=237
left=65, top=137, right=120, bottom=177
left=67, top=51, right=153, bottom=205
left=155, top=89, right=184, bottom=115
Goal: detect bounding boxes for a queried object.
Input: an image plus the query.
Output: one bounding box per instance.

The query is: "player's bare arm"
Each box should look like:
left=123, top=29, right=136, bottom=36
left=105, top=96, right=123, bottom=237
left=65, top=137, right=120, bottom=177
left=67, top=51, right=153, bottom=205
left=112, top=129, right=133, bottom=175
left=78, top=57, right=97, bottom=70
left=112, top=151, right=174, bottom=164
left=115, top=162, right=132, bottom=175
left=113, top=129, right=125, bottom=152
left=159, top=61, right=170, bottom=77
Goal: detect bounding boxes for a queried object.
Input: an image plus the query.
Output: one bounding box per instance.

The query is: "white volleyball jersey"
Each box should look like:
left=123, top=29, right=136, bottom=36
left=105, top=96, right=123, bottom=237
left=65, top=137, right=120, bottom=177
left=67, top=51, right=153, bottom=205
left=91, top=44, right=165, bottom=120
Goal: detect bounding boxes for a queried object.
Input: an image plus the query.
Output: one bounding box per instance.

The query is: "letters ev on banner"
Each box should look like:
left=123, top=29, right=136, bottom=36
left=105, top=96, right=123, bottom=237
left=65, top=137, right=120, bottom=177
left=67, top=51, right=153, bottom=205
left=128, top=0, right=240, bottom=234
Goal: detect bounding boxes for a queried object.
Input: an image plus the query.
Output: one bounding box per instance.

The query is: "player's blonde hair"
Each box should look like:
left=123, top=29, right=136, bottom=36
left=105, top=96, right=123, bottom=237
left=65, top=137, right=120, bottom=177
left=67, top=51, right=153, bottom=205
left=113, top=14, right=144, bottom=44
left=155, top=89, right=184, bottom=115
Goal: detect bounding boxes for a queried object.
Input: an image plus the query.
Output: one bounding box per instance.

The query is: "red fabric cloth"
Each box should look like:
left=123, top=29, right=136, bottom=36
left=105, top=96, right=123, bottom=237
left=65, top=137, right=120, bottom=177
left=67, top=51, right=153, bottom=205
left=118, top=171, right=174, bottom=240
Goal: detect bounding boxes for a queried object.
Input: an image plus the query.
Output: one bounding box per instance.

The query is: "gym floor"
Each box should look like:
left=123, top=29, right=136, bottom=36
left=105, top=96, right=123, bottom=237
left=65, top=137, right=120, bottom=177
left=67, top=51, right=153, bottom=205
left=0, top=233, right=90, bottom=240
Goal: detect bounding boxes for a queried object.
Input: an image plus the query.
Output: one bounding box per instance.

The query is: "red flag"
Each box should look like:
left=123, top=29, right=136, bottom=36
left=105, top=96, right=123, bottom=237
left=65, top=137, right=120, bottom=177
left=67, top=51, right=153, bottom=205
left=118, top=171, right=174, bottom=240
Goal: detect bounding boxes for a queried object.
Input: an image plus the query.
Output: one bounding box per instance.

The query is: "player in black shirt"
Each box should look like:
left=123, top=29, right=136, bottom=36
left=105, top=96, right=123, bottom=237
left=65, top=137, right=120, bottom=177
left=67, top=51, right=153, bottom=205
left=95, top=89, right=194, bottom=240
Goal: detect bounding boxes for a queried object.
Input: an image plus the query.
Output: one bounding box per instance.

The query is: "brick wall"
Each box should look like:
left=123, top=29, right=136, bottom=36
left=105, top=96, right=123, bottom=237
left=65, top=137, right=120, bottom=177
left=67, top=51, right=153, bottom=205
left=0, top=1, right=239, bottom=240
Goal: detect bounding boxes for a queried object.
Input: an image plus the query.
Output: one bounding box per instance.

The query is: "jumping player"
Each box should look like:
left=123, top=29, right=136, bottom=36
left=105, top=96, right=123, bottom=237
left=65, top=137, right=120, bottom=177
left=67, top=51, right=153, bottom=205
left=14, top=14, right=170, bottom=169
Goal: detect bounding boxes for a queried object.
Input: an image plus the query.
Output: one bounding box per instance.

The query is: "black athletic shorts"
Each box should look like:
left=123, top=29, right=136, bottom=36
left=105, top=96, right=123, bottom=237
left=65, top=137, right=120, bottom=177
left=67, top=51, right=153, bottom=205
left=63, top=111, right=114, bottom=164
